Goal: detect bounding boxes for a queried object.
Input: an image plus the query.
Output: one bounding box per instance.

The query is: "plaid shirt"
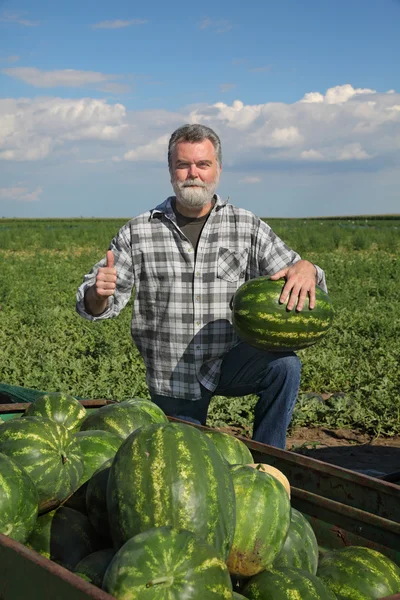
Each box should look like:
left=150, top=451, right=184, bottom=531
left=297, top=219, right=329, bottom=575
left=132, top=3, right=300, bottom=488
left=76, top=195, right=327, bottom=400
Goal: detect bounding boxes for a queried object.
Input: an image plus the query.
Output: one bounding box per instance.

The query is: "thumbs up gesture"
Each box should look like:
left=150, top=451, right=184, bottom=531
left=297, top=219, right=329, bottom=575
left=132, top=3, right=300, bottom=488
left=94, top=250, right=117, bottom=299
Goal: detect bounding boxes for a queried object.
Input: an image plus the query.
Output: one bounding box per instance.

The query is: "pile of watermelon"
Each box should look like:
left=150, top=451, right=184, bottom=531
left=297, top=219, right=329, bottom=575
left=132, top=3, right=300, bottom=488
left=1, top=392, right=400, bottom=599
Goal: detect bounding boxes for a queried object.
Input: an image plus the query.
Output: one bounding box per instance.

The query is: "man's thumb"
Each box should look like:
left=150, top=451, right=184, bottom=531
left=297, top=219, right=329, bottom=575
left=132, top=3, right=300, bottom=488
left=106, top=250, right=114, bottom=269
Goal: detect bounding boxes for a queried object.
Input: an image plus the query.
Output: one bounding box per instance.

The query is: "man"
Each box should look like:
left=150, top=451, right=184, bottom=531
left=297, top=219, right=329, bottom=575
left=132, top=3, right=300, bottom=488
left=76, top=124, right=327, bottom=449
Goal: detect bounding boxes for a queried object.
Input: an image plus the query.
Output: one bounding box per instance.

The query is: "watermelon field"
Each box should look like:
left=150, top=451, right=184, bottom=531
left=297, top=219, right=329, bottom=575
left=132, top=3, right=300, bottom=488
left=0, top=215, right=399, bottom=439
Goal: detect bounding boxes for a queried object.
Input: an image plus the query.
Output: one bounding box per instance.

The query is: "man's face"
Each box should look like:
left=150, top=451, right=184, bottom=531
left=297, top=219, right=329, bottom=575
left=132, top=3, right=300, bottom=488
left=170, top=139, right=221, bottom=209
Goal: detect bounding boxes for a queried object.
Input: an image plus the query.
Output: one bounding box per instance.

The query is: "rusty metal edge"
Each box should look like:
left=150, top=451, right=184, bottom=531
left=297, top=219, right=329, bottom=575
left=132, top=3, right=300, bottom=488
left=291, top=487, right=400, bottom=553
left=0, top=532, right=115, bottom=599
left=0, top=400, right=115, bottom=414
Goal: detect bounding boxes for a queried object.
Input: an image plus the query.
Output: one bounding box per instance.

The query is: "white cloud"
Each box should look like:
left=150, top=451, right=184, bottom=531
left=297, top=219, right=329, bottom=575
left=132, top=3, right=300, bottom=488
left=122, top=134, right=170, bottom=162
left=0, top=11, right=39, bottom=26
left=1, top=83, right=399, bottom=172
left=239, top=176, right=261, bottom=184
left=0, top=97, right=127, bottom=161
left=91, top=19, right=148, bottom=29
left=2, top=67, right=130, bottom=93
left=219, top=83, right=236, bottom=93
left=0, top=55, right=20, bottom=63
left=301, top=149, right=324, bottom=160
left=199, top=18, right=232, bottom=33
left=0, top=185, right=42, bottom=201
left=300, top=84, right=376, bottom=105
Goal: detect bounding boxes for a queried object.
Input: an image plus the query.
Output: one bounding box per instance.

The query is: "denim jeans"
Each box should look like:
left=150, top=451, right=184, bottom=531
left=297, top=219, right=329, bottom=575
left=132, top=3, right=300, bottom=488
left=150, top=342, right=301, bottom=449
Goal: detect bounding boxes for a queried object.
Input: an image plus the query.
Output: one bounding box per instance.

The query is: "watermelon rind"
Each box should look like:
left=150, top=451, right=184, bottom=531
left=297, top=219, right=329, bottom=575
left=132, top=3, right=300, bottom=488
left=25, top=506, right=104, bottom=571
left=243, top=566, right=337, bottom=599
left=317, top=546, right=400, bottom=600
left=107, top=422, right=236, bottom=560
left=85, top=458, right=112, bottom=538
left=75, top=548, right=115, bottom=588
left=273, top=508, right=319, bottom=574
left=24, top=392, right=86, bottom=431
left=204, top=430, right=253, bottom=465
left=102, top=526, right=233, bottom=599
left=232, top=276, right=334, bottom=351
left=227, top=465, right=291, bottom=577
left=79, top=399, right=168, bottom=439
left=0, top=416, right=84, bottom=511
left=74, top=430, right=123, bottom=485
left=0, top=452, right=39, bottom=543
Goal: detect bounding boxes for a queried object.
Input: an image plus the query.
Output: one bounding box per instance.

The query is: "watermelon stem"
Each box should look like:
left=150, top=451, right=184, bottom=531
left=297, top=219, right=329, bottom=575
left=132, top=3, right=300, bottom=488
left=146, top=576, right=174, bottom=588
left=61, top=454, right=67, bottom=464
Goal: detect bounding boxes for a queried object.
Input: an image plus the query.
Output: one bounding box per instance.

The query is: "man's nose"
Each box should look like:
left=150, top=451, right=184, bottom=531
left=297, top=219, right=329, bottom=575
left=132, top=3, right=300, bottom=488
left=187, top=163, right=198, bottom=178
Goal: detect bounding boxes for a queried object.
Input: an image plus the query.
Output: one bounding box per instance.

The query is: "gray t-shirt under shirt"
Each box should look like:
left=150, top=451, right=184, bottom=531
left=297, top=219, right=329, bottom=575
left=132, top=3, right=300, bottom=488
left=172, top=200, right=211, bottom=255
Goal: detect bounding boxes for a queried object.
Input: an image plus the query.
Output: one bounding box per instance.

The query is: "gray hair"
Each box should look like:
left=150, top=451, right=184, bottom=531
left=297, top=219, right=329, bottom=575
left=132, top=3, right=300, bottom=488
left=168, top=124, right=222, bottom=170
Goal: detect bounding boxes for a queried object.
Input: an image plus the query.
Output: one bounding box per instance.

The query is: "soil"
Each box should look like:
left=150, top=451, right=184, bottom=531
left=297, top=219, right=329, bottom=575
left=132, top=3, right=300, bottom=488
left=286, top=427, right=400, bottom=481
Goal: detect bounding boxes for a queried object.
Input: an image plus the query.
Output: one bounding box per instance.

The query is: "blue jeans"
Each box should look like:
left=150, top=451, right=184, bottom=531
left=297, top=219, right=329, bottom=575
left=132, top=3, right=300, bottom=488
left=150, top=342, right=301, bottom=449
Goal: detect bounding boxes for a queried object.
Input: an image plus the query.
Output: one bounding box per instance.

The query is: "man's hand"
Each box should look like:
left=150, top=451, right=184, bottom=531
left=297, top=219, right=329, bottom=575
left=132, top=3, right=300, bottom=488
left=84, top=250, right=117, bottom=316
left=270, top=260, right=317, bottom=312
left=94, top=250, right=117, bottom=298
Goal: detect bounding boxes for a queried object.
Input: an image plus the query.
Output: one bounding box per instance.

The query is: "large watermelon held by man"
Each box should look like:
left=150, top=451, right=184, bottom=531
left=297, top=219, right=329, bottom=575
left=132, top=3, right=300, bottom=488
left=231, top=276, right=334, bottom=351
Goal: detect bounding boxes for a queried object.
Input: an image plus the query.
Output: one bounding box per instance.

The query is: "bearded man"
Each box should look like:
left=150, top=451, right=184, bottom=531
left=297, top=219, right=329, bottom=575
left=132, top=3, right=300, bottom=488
left=76, top=123, right=327, bottom=449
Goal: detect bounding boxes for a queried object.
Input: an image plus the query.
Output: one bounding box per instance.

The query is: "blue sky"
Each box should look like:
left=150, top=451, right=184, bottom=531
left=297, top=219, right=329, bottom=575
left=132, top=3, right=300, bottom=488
left=1, top=0, right=400, bottom=218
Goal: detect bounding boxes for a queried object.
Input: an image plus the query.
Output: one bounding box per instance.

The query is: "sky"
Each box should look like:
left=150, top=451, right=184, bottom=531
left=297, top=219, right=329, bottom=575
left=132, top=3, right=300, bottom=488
left=1, top=0, right=400, bottom=218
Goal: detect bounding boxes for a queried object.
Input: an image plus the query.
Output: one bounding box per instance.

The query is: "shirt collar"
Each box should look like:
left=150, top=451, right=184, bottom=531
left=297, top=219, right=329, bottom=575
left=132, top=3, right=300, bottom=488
left=150, top=194, right=228, bottom=220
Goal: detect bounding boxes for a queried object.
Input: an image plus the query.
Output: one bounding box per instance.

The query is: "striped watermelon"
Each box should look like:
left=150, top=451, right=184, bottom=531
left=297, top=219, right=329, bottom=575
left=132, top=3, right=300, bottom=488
left=74, top=430, right=123, bottom=485
left=24, top=392, right=86, bottom=431
left=0, top=452, right=39, bottom=543
left=107, top=422, right=236, bottom=560
left=80, top=399, right=168, bottom=439
left=317, top=546, right=400, bottom=599
left=242, top=566, right=337, bottom=599
left=232, top=276, right=334, bottom=351
left=0, top=417, right=84, bottom=511
left=75, top=548, right=115, bottom=587
left=204, top=430, right=253, bottom=464
left=25, top=506, right=104, bottom=571
left=273, top=508, right=319, bottom=574
left=233, top=594, right=247, bottom=599
left=102, top=526, right=233, bottom=599
left=85, top=459, right=112, bottom=539
left=226, top=465, right=291, bottom=577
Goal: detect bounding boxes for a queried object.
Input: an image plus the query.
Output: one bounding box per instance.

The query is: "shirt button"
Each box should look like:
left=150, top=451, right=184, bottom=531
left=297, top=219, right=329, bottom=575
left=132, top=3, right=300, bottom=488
left=196, top=345, right=200, bottom=350
left=195, top=295, right=200, bottom=302
left=188, top=247, right=193, bottom=253
left=196, top=321, right=201, bottom=326
left=195, top=271, right=200, bottom=277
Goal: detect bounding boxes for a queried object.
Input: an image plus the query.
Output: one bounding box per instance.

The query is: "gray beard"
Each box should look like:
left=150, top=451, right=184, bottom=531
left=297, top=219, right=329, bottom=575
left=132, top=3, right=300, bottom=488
left=172, top=178, right=218, bottom=209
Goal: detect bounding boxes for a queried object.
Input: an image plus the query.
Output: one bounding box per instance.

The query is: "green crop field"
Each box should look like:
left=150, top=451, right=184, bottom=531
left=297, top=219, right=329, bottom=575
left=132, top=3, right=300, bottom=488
left=0, top=216, right=399, bottom=438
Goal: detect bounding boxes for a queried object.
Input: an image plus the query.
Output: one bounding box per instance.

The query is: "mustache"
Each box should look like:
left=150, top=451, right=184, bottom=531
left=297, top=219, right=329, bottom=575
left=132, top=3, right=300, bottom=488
left=181, top=180, right=207, bottom=188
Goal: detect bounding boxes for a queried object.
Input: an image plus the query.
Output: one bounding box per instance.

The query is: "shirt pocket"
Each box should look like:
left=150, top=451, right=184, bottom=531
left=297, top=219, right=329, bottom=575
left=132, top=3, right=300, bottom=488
left=217, top=247, right=249, bottom=283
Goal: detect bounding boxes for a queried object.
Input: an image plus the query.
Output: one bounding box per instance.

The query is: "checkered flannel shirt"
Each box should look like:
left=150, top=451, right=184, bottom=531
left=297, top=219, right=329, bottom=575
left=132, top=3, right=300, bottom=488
left=76, top=195, right=327, bottom=400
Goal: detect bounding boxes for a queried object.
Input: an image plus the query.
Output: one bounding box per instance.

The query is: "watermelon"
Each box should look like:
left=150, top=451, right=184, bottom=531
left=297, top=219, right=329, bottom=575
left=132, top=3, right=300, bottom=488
left=247, top=464, right=291, bottom=497
left=273, top=508, right=319, bottom=574
left=24, top=392, right=86, bottom=431
left=123, top=398, right=168, bottom=421
left=204, top=430, right=253, bottom=464
left=0, top=452, right=39, bottom=543
left=85, top=458, right=112, bottom=538
left=25, top=506, right=104, bottom=571
left=107, top=422, right=236, bottom=560
left=242, top=566, right=337, bottom=599
left=231, top=276, right=334, bottom=351
left=226, top=465, right=291, bottom=577
left=317, top=546, right=400, bottom=599
left=75, top=548, right=115, bottom=587
left=0, top=416, right=84, bottom=511
left=102, top=526, right=233, bottom=599
left=74, top=430, right=123, bottom=485
left=233, top=594, right=247, bottom=599
left=79, top=399, right=168, bottom=439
